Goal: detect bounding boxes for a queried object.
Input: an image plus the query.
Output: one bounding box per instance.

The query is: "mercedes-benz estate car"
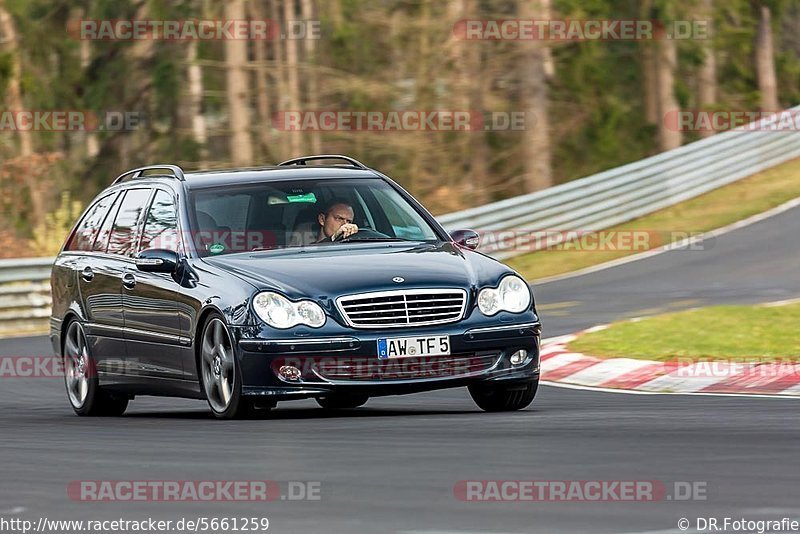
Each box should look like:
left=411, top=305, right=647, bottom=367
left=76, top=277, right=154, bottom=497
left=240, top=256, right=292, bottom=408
left=50, top=155, right=542, bottom=418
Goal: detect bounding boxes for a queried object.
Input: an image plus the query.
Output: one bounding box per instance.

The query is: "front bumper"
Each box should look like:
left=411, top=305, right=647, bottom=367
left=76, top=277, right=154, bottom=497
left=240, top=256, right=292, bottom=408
left=232, top=320, right=541, bottom=400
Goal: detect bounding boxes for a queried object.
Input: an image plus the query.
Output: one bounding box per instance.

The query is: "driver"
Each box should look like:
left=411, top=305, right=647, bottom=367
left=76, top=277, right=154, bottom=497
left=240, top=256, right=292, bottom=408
left=316, top=199, right=359, bottom=242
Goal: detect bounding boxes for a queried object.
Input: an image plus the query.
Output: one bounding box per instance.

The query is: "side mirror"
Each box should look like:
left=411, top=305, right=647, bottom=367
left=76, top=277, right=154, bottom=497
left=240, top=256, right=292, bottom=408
left=135, top=249, right=179, bottom=273
left=450, top=229, right=480, bottom=250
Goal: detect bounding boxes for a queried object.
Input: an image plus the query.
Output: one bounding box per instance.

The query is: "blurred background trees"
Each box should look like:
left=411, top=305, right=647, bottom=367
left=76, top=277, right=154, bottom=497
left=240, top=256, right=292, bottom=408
left=0, top=0, right=799, bottom=256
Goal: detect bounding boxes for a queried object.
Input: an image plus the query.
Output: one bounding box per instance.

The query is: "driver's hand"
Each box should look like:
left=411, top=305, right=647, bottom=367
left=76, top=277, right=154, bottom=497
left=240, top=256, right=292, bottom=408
left=332, top=223, right=359, bottom=240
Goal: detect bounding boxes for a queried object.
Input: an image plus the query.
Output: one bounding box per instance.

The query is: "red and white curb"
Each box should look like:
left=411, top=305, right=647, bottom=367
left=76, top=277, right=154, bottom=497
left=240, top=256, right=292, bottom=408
left=540, top=328, right=800, bottom=397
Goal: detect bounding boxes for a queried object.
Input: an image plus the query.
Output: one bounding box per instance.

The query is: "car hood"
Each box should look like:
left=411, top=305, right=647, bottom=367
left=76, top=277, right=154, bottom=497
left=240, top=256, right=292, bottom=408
left=201, top=242, right=514, bottom=298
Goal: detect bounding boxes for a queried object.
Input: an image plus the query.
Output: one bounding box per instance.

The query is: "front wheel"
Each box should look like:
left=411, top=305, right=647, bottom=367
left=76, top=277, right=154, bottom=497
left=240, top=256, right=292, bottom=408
left=468, top=379, right=538, bottom=412
left=63, top=320, right=128, bottom=416
left=199, top=315, right=252, bottom=419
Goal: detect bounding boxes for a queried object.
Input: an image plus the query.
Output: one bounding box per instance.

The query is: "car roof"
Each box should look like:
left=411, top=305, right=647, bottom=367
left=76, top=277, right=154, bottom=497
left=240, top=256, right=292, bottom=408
left=182, top=166, right=381, bottom=190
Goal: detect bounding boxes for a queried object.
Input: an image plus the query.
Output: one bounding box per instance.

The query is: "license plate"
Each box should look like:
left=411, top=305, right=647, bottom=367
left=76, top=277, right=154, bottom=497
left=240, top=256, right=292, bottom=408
left=377, top=335, right=450, bottom=359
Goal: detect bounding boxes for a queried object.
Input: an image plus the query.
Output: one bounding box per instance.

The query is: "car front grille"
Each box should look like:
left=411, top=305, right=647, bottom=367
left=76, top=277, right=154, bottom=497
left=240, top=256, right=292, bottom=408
left=336, top=289, right=467, bottom=328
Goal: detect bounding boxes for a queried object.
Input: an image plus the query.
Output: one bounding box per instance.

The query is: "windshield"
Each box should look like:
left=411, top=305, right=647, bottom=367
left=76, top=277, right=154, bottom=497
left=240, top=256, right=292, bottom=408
left=189, top=178, right=442, bottom=256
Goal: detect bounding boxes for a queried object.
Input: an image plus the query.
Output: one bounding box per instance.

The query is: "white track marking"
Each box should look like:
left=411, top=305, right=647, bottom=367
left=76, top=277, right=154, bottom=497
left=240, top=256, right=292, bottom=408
left=761, top=297, right=800, bottom=307
left=532, top=196, right=800, bottom=285
left=540, top=352, right=591, bottom=372
left=541, top=380, right=800, bottom=399
left=540, top=335, right=575, bottom=346
left=635, top=372, right=728, bottom=393
left=557, top=358, right=659, bottom=387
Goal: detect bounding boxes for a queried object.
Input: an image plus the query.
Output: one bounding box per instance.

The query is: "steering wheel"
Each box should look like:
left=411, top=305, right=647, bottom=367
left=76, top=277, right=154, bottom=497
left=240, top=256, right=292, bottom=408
left=333, top=227, right=390, bottom=242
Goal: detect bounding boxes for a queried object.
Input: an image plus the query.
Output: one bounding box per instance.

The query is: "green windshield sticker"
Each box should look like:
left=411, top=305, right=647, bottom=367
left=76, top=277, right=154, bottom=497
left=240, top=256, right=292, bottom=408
left=208, top=243, right=225, bottom=255
left=286, top=192, right=317, bottom=203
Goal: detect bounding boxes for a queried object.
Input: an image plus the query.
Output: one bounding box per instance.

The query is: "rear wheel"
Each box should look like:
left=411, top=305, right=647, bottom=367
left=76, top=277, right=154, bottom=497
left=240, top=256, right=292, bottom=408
left=316, top=394, right=369, bottom=410
left=468, top=379, right=538, bottom=412
left=200, top=316, right=252, bottom=419
left=63, top=320, right=128, bottom=416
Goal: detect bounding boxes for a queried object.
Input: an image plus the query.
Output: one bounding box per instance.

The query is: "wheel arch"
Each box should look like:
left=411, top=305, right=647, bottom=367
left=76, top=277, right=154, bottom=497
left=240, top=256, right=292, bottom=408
left=193, top=305, right=227, bottom=381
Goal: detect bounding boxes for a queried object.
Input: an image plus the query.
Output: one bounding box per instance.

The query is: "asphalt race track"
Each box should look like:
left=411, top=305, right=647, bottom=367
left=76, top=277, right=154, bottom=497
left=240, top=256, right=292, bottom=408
left=1, top=203, right=799, bottom=534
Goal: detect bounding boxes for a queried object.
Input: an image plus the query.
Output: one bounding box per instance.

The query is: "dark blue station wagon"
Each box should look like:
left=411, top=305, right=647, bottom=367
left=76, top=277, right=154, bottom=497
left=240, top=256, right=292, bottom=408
left=50, top=155, right=542, bottom=418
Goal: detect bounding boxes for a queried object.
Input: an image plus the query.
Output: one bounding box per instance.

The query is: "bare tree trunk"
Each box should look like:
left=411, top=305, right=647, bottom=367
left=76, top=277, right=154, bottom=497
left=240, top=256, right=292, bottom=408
left=329, top=0, right=343, bottom=28
left=410, top=0, right=434, bottom=197
left=72, top=6, right=100, bottom=158
left=0, top=2, right=33, bottom=157
left=640, top=0, right=658, bottom=124
left=656, top=37, right=682, bottom=150
left=126, top=1, right=157, bottom=163
left=249, top=0, right=272, bottom=157
left=642, top=45, right=659, bottom=124
left=755, top=4, right=779, bottom=110
left=186, top=39, right=208, bottom=161
left=283, top=0, right=303, bottom=155
left=301, top=0, right=321, bottom=153
left=225, top=0, right=254, bottom=165
left=451, top=0, right=489, bottom=204
left=468, top=44, right=488, bottom=204
left=697, top=0, right=716, bottom=137
left=447, top=0, right=469, bottom=190
left=270, top=0, right=290, bottom=157
left=81, top=49, right=100, bottom=156
left=519, top=0, right=552, bottom=192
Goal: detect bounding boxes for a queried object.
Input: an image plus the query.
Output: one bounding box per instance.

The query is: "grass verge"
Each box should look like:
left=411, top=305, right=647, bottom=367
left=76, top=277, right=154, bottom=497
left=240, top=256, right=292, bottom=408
left=506, top=157, right=800, bottom=281
left=569, top=303, right=800, bottom=361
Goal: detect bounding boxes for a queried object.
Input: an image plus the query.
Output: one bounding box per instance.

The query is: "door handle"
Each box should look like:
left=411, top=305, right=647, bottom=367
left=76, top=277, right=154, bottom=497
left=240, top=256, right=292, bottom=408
left=81, top=266, right=94, bottom=282
left=122, top=273, right=136, bottom=289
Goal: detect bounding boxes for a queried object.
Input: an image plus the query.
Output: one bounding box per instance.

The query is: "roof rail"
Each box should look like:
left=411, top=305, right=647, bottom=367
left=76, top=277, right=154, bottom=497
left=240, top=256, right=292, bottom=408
left=277, top=154, right=368, bottom=169
left=112, top=164, right=186, bottom=185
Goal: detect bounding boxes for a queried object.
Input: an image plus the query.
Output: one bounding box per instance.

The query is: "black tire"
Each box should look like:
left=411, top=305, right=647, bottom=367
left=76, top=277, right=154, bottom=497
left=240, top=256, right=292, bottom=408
left=62, top=319, right=128, bottom=417
left=468, top=379, right=538, bottom=412
left=316, top=395, right=369, bottom=410
left=199, top=314, right=250, bottom=419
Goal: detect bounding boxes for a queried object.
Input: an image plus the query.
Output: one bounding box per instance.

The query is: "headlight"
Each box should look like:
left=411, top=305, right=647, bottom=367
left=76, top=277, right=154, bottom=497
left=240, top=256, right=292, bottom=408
left=253, top=292, right=326, bottom=328
left=477, top=275, right=531, bottom=316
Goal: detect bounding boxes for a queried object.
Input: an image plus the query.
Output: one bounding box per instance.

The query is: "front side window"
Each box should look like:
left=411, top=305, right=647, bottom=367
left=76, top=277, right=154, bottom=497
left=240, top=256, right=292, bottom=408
left=64, top=193, right=117, bottom=252
left=139, top=190, right=181, bottom=253
left=107, top=188, right=152, bottom=256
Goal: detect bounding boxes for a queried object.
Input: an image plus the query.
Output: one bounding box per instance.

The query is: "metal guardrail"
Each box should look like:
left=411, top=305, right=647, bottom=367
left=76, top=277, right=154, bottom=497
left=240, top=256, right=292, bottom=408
left=2, top=108, right=800, bottom=329
left=438, top=107, right=800, bottom=260
left=0, top=257, right=54, bottom=333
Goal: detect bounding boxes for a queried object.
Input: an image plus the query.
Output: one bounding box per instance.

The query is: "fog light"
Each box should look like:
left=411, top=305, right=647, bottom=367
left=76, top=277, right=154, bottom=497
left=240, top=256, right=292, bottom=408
left=510, top=350, right=527, bottom=366
left=279, top=365, right=302, bottom=381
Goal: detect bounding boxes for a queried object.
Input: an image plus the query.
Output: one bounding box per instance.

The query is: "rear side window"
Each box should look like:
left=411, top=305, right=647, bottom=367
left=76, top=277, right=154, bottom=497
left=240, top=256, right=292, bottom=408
left=64, top=193, right=117, bottom=252
left=92, top=193, right=124, bottom=252
left=107, top=189, right=152, bottom=256
left=139, top=190, right=181, bottom=253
